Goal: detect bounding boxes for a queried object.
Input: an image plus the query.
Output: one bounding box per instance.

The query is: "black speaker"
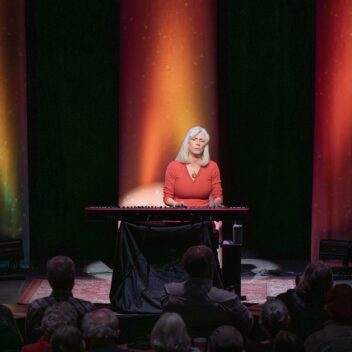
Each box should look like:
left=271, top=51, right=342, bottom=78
left=222, top=243, right=242, bottom=297
left=319, top=239, right=351, bottom=266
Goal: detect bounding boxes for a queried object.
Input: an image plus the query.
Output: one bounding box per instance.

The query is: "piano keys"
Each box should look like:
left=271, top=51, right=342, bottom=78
left=84, top=205, right=249, bottom=222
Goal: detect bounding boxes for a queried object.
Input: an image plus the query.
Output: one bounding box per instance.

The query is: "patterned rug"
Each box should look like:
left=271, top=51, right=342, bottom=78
left=242, top=276, right=295, bottom=303
left=18, top=276, right=112, bottom=304
left=18, top=275, right=295, bottom=305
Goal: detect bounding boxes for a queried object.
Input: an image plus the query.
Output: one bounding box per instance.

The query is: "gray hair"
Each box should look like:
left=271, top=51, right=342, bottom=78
left=260, top=298, right=290, bottom=339
left=150, top=312, right=192, bottom=352
left=175, top=126, right=210, bottom=166
left=41, top=302, right=78, bottom=337
left=51, top=325, right=84, bottom=352
left=81, top=308, right=119, bottom=343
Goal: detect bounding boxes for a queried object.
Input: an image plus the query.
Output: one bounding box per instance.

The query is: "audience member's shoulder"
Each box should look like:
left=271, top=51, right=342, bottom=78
left=276, top=288, right=296, bottom=301
left=208, top=286, right=238, bottom=302
left=27, top=296, right=55, bottom=310
left=69, top=296, right=95, bottom=310
left=164, top=281, right=185, bottom=295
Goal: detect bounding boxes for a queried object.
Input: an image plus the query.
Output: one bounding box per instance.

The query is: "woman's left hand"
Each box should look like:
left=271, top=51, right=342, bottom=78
left=213, top=199, right=225, bottom=208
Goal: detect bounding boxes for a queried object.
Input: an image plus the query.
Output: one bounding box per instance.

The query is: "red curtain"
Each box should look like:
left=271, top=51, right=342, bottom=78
left=312, top=0, right=352, bottom=260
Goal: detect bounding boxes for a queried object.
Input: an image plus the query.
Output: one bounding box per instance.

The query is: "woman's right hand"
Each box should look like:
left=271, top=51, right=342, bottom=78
left=173, top=201, right=187, bottom=207
left=165, top=197, right=187, bottom=207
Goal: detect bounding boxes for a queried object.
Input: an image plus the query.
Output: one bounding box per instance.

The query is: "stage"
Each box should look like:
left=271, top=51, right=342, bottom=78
left=0, top=258, right=308, bottom=306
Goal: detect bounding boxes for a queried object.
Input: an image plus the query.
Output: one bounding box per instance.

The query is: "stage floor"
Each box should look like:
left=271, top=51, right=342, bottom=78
left=1, top=258, right=351, bottom=305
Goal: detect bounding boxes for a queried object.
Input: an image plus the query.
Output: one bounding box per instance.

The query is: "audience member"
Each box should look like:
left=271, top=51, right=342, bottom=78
left=51, top=325, right=85, bottom=352
left=260, top=298, right=290, bottom=339
left=246, top=298, right=290, bottom=352
left=207, top=325, right=244, bottom=352
left=150, top=312, right=193, bottom=352
left=272, top=330, right=306, bottom=352
left=305, top=283, right=352, bottom=352
left=81, top=308, right=124, bottom=352
left=276, top=261, right=333, bottom=339
left=22, top=301, right=78, bottom=352
left=0, top=303, right=24, bottom=352
left=25, top=256, right=95, bottom=343
left=161, top=245, right=253, bottom=335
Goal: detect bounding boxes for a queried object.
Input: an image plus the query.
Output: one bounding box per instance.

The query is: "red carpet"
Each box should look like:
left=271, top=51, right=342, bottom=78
left=18, top=276, right=295, bottom=305
left=18, top=277, right=112, bottom=304
left=242, top=276, right=295, bottom=303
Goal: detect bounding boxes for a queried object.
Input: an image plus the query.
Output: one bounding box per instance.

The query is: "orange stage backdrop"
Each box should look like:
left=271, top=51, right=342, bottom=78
left=119, top=0, right=218, bottom=205
left=312, top=0, right=352, bottom=260
left=0, top=0, right=29, bottom=263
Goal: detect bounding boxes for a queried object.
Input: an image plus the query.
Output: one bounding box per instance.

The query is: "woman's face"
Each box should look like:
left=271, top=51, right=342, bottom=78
left=188, top=132, right=206, bottom=157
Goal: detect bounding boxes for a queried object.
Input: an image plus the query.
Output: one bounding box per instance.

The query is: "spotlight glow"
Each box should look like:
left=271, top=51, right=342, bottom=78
left=119, top=0, right=218, bottom=205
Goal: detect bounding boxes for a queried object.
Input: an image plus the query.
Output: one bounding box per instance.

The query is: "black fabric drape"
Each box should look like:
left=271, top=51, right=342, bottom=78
left=110, top=221, right=222, bottom=313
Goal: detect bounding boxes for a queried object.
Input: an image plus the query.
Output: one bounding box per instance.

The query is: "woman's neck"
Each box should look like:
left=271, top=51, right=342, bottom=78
left=189, top=154, right=202, bottom=165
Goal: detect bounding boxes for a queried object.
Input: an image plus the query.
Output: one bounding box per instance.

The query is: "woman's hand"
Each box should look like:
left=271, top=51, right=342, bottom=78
left=213, top=198, right=224, bottom=208
left=165, top=198, right=187, bottom=207
left=173, top=201, right=187, bottom=207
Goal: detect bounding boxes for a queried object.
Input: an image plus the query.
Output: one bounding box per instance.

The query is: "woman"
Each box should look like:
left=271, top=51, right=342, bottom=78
left=163, top=126, right=223, bottom=207
left=150, top=312, right=194, bottom=352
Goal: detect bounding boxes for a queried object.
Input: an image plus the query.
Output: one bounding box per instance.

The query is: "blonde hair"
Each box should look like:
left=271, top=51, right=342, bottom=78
left=175, top=126, right=210, bottom=166
left=150, top=312, right=192, bottom=352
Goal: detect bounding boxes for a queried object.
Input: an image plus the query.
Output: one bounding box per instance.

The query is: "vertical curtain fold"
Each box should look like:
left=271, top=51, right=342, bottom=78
left=0, top=0, right=29, bottom=265
left=312, top=0, right=352, bottom=260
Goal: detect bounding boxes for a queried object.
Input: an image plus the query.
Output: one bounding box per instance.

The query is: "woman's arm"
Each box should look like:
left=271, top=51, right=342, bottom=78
left=163, top=162, right=175, bottom=205
left=211, top=162, right=224, bottom=207
left=163, top=162, right=187, bottom=207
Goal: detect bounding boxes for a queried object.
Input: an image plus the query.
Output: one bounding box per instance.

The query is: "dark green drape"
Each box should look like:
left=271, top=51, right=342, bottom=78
left=27, top=0, right=119, bottom=261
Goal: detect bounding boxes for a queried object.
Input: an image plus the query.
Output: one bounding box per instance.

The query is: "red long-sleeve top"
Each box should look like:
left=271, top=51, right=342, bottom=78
left=163, top=160, right=223, bottom=207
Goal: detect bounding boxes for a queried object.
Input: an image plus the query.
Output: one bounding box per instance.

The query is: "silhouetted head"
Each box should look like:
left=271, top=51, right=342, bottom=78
left=208, top=325, right=244, bottom=352
left=51, top=325, right=84, bottom=352
left=81, top=308, right=119, bottom=348
left=47, top=256, right=75, bottom=292
left=182, top=245, right=214, bottom=280
left=296, top=261, right=333, bottom=300
left=325, top=283, right=352, bottom=323
left=272, top=330, right=306, bottom=352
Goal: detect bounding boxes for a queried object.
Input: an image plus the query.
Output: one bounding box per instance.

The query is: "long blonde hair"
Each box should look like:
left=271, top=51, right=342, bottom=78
left=175, top=126, right=210, bottom=166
